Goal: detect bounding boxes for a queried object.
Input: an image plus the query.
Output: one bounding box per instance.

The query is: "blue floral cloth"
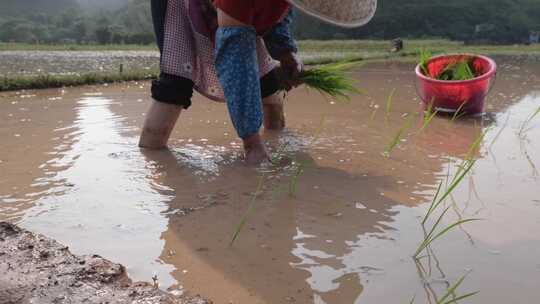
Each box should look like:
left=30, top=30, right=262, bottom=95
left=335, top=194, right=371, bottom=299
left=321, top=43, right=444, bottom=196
left=263, top=10, right=298, bottom=60
left=215, top=27, right=262, bottom=139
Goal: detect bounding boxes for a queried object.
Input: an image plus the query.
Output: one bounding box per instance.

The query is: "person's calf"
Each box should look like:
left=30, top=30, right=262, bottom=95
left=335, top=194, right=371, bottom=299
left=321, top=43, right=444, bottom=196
left=139, top=126, right=172, bottom=149
left=262, top=94, right=285, bottom=130
left=139, top=100, right=182, bottom=149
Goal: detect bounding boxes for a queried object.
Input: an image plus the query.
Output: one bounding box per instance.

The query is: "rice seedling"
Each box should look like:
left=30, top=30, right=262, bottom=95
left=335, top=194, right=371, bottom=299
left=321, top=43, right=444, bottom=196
left=384, top=115, right=414, bottom=157
left=419, top=48, right=433, bottom=76
left=298, top=61, right=363, bottom=102
left=415, top=131, right=485, bottom=258
left=289, top=161, right=305, bottom=197
left=420, top=101, right=439, bottom=132
left=451, top=101, right=468, bottom=122
left=288, top=116, right=326, bottom=196
left=449, top=195, right=476, bottom=245
left=414, top=205, right=480, bottom=258
left=489, top=112, right=511, bottom=148
left=436, top=273, right=479, bottom=304
left=520, top=140, right=539, bottom=178
left=386, top=88, right=397, bottom=120
left=448, top=128, right=486, bottom=187
left=230, top=174, right=266, bottom=246
left=370, top=106, right=379, bottom=121
left=414, top=252, right=454, bottom=302
left=518, top=106, right=540, bottom=138
left=421, top=158, right=476, bottom=225
left=231, top=117, right=326, bottom=245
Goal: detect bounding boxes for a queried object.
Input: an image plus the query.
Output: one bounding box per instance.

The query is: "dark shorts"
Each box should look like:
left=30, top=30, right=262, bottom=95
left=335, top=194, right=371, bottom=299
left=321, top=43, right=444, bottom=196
left=150, top=0, right=281, bottom=109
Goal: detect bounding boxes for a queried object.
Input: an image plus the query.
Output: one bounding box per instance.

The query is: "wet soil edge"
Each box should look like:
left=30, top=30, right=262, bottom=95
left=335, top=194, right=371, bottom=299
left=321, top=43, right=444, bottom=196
left=0, top=222, right=210, bottom=304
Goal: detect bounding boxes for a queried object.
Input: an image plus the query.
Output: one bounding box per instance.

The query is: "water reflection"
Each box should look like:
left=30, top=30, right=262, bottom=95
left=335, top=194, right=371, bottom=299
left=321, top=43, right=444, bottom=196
left=16, top=96, right=178, bottom=288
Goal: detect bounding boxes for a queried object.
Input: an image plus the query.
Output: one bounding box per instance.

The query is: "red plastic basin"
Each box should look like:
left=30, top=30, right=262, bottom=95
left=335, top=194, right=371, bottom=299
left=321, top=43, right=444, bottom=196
left=415, top=54, right=497, bottom=115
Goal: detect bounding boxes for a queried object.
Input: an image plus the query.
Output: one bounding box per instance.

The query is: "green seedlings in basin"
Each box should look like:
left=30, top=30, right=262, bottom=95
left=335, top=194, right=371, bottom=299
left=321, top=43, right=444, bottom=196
left=418, top=51, right=478, bottom=81
left=438, top=60, right=475, bottom=81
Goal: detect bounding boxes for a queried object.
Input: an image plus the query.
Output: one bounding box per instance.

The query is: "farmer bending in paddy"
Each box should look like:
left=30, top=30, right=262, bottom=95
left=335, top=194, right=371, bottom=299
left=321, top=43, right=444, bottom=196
left=139, top=0, right=377, bottom=164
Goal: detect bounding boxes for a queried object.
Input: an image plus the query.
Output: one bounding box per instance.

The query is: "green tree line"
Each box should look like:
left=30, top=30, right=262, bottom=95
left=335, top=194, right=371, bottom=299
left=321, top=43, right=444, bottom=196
left=1, top=0, right=539, bottom=45
left=292, top=0, right=540, bottom=44
left=0, top=0, right=152, bottom=45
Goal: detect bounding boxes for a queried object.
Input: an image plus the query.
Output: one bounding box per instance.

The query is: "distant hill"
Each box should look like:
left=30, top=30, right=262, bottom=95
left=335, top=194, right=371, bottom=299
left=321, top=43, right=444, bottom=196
left=0, top=0, right=79, bottom=16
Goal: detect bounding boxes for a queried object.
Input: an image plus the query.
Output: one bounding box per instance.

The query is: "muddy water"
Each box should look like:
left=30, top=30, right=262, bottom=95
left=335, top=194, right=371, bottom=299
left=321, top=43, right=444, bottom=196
left=1, top=58, right=540, bottom=303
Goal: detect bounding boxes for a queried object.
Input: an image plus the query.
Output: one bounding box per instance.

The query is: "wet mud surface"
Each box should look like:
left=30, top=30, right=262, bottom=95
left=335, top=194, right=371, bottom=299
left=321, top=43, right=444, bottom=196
left=0, top=222, right=208, bottom=304
left=1, top=58, right=540, bottom=303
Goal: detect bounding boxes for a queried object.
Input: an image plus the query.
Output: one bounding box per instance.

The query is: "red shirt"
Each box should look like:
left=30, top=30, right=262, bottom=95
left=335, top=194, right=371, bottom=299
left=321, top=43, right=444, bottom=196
left=214, top=0, right=290, bottom=34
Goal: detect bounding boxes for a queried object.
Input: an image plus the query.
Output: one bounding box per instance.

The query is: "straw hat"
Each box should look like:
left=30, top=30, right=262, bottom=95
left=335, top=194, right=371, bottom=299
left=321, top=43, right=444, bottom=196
left=287, top=0, right=377, bottom=28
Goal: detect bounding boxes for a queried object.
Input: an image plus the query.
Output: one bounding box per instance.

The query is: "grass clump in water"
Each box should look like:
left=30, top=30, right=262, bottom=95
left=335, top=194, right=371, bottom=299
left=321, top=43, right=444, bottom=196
left=298, top=62, right=363, bottom=102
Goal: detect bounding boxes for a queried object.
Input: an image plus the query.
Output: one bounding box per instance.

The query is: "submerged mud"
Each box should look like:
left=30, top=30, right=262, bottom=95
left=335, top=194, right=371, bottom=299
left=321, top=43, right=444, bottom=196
left=0, top=222, right=209, bottom=304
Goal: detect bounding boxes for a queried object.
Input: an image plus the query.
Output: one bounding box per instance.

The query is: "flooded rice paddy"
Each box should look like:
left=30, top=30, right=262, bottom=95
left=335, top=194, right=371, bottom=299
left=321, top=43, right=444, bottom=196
left=1, top=58, right=540, bottom=304
left=0, top=49, right=378, bottom=77
left=0, top=50, right=160, bottom=76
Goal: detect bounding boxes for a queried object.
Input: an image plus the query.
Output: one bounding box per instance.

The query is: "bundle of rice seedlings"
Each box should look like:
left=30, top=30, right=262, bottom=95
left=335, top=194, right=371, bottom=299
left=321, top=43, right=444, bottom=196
left=284, top=61, right=362, bottom=102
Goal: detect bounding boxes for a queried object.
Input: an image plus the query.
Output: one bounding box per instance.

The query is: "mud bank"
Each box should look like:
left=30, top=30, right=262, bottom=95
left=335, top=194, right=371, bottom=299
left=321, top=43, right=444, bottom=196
left=0, top=222, right=209, bottom=304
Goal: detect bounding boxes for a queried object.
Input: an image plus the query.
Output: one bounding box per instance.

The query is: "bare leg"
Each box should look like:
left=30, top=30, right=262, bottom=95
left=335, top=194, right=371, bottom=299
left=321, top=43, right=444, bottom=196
left=139, top=100, right=182, bottom=149
left=217, top=9, right=271, bottom=165
left=263, top=93, right=285, bottom=130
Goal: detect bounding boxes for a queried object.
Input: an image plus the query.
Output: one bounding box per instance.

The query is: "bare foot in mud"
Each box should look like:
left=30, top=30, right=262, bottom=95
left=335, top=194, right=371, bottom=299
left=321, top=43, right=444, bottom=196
left=243, top=133, right=270, bottom=165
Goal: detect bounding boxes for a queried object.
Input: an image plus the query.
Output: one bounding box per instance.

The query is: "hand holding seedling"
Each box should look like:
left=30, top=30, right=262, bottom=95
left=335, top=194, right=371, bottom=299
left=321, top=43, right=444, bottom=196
left=279, top=52, right=304, bottom=90
left=280, top=61, right=363, bottom=102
